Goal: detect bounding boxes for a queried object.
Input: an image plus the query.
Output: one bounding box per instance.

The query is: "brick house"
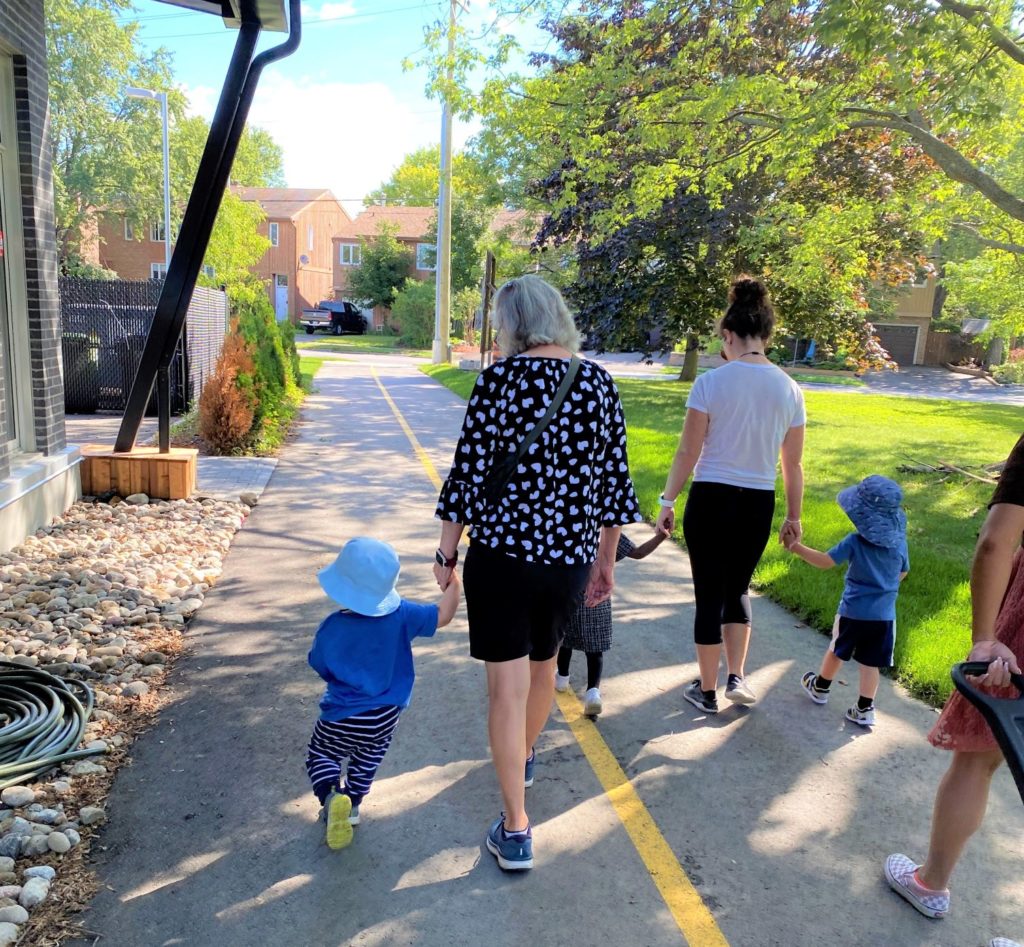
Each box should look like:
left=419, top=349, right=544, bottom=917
left=229, top=186, right=351, bottom=322
left=97, top=186, right=351, bottom=323
left=0, top=1, right=81, bottom=551
left=332, top=206, right=438, bottom=326
left=332, top=206, right=540, bottom=326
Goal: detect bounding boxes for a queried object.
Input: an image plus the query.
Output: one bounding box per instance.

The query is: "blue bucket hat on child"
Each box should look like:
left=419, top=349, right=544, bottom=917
left=837, top=475, right=907, bottom=549
left=318, top=537, right=401, bottom=617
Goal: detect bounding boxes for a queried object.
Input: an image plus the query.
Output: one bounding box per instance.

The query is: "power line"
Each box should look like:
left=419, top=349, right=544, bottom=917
left=137, top=0, right=442, bottom=41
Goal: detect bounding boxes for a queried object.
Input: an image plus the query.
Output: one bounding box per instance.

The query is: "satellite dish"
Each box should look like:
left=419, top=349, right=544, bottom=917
left=299, top=254, right=310, bottom=265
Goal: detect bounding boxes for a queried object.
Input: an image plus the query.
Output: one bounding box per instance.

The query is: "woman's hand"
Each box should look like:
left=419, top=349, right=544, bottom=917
left=657, top=507, right=675, bottom=537
left=779, top=518, right=801, bottom=548
left=585, top=558, right=615, bottom=607
left=433, top=561, right=454, bottom=591
left=966, top=639, right=1021, bottom=688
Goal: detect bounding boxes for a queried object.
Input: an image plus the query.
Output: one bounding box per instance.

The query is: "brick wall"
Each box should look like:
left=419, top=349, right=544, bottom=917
left=0, top=2, right=64, bottom=476
left=97, top=214, right=169, bottom=280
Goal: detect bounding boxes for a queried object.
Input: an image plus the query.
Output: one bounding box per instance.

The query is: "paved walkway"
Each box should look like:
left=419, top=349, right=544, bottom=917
left=65, top=415, right=278, bottom=503
left=69, top=359, right=1023, bottom=947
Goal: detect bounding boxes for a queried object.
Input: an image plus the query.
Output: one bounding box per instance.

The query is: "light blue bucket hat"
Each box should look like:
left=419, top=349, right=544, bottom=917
left=837, top=475, right=907, bottom=549
left=318, top=537, right=401, bottom=617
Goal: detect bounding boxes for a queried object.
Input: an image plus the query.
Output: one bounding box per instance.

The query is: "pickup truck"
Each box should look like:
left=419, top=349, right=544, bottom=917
left=301, top=300, right=368, bottom=335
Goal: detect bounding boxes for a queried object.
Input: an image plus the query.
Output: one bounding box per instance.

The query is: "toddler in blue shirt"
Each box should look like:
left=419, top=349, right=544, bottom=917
left=305, top=537, right=459, bottom=849
left=786, top=475, right=909, bottom=728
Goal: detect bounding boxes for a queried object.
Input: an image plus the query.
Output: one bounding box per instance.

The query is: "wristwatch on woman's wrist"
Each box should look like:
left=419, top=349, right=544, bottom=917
left=658, top=493, right=676, bottom=508
left=435, top=548, right=458, bottom=568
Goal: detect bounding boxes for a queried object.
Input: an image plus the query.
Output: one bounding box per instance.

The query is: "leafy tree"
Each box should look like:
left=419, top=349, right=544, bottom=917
left=499, top=4, right=931, bottom=369
left=46, top=0, right=179, bottom=256
left=200, top=192, right=270, bottom=291
left=47, top=0, right=286, bottom=267
left=420, top=195, right=491, bottom=294
left=390, top=279, right=437, bottom=348
left=347, top=224, right=414, bottom=309
left=365, top=145, right=501, bottom=206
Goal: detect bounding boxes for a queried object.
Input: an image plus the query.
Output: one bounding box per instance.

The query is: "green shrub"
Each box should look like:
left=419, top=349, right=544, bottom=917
left=992, top=360, right=1024, bottom=385
left=391, top=279, right=436, bottom=348
left=229, top=283, right=299, bottom=426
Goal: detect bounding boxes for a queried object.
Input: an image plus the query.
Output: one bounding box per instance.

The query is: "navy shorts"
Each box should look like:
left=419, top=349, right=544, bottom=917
left=830, top=615, right=895, bottom=668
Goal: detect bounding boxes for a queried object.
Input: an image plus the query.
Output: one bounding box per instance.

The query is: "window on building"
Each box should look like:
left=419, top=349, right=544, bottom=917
left=276, top=273, right=288, bottom=287
left=151, top=262, right=168, bottom=279
left=269, top=222, right=279, bottom=247
left=202, top=264, right=215, bottom=279
left=0, top=55, right=33, bottom=454
left=308, top=224, right=314, bottom=251
left=416, top=243, right=436, bottom=271
left=123, top=218, right=134, bottom=241
left=150, top=220, right=165, bottom=243
left=338, top=243, right=361, bottom=266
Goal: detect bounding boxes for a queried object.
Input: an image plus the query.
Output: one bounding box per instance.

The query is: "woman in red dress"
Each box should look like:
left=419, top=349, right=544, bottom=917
left=885, top=433, right=1024, bottom=927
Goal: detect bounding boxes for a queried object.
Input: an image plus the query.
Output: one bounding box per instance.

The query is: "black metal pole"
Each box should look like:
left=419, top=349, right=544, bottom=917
left=115, top=0, right=302, bottom=453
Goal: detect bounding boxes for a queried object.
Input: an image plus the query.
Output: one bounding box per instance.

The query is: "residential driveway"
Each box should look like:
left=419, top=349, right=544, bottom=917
left=69, top=356, right=1023, bottom=947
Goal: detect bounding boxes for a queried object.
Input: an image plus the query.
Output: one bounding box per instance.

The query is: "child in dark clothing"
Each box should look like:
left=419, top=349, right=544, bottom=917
left=555, top=527, right=666, bottom=716
left=306, top=537, right=459, bottom=849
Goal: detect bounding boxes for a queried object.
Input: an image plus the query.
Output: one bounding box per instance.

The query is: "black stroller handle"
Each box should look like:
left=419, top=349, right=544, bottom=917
left=951, top=661, right=1024, bottom=806
left=953, top=661, right=1024, bottom=694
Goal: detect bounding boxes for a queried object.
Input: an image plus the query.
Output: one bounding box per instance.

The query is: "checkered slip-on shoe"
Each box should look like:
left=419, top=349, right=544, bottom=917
left=884, top=853, right=949, bottom=918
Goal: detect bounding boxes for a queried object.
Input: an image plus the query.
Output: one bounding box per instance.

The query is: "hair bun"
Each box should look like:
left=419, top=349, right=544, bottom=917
left=731, top=277, right=766, bottom=306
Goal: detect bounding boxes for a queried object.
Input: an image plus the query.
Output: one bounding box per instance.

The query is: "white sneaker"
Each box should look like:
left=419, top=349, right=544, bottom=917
left=846, top=704, right=876, bottom=727
left=554, top=673, right=571, bottom=693
left=583, top=687, right=603, bottom=716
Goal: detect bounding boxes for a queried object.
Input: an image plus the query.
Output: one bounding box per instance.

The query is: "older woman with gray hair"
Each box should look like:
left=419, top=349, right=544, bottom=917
left=434, top=275, right=641, bottom=871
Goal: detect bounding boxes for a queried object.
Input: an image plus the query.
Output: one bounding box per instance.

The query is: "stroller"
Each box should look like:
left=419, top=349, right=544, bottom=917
left=952, top=661, right=1024, bottom=803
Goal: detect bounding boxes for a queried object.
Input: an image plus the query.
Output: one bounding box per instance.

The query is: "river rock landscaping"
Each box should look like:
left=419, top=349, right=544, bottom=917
left=0, top=495, right=248, bottom=942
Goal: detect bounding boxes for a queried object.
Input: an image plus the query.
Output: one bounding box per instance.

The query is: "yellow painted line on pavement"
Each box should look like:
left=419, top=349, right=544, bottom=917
left=372, top=368, right=443, bottom=491
left=556, top=690, right=729, bottom=946
left=373, top=368, right=728, bottom=947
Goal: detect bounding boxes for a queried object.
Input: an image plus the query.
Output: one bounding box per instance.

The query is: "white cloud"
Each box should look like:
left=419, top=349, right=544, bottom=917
left=182, top=83, right=218, bottom=120
left=300, top=1, right=357, bottom=21
left=245, top=76, right=480, bottom=216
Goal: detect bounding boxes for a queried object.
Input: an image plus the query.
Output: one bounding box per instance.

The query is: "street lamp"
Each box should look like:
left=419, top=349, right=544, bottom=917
left=126, top=86, right=172, bottom=270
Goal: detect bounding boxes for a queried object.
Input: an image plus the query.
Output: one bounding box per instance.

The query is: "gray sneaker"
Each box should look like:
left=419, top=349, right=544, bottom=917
left=683, top=680, right=718, bottom=714
left=725, top=676, right=756, bottom=705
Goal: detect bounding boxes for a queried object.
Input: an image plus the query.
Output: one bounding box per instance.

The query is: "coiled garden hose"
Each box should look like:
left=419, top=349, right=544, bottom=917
left=0, top=662, right=107, bottom=791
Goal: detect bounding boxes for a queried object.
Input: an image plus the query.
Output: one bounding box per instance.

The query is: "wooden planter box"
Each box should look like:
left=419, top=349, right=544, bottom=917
left=80, top=446, right=198, bottom=500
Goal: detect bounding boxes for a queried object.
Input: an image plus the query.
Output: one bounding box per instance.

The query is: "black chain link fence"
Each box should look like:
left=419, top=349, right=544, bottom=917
left=59, top=277, right=228, bottom=415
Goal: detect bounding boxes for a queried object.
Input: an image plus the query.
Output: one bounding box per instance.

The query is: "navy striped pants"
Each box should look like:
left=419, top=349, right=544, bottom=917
left=305, top=705, right=401, bottom=806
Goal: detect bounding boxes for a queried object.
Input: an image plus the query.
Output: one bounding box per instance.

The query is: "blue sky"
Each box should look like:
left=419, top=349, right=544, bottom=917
left=130, top=1, right=546, bottom=215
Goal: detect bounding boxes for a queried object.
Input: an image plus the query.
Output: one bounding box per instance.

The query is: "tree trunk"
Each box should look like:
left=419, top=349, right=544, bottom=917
left=677, top=333, right=701, bottom=381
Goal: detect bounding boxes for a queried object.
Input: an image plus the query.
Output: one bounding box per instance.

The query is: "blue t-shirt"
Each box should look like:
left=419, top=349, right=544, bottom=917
left=827, top=532, right=909, bottom=621
left=308, top=599, right=439, bottom=722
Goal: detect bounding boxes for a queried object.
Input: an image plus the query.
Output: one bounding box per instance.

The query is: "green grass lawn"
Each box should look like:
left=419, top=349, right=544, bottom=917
left=786, top=371, right=866, bottom=388
left=421, top=364, right=1021, bottom=704
left=297, top=333, right=430, bottom=358
left=299, top=355, right=325, bottom=393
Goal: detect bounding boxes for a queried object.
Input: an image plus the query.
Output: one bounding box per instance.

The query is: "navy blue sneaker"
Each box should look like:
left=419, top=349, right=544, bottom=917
left=485, top=814, right=533, bottom=870
left=524, top=748, right=535, bottom=788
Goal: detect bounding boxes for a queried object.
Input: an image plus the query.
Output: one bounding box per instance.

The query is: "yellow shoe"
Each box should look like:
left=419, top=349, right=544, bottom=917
left=325, top=791, right=354, bottom=850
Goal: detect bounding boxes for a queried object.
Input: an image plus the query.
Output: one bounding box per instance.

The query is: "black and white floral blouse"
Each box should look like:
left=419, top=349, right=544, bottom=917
left=436, top=356, right=642, bottom=565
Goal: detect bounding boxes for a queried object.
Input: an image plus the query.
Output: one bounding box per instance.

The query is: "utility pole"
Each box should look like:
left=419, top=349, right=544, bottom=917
left=431, top=0, right=458, bottom=364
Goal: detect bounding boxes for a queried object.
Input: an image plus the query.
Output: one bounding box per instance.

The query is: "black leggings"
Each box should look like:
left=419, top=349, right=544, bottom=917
left=682, top=481, right=776, bottom=646
left=556, top=647, right=603, bottom=689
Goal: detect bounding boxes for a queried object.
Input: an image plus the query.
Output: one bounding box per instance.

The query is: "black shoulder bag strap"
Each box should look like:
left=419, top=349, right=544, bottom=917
left=483, top=355, right=582, bottom=504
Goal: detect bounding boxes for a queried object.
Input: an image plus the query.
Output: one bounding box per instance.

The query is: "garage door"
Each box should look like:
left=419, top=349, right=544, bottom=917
left=874, top=324, right=918, bottom=367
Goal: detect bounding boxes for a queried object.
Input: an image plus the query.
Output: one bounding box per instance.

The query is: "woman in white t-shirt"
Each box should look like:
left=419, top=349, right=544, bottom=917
left=657, top=277, right=805, bottom=716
